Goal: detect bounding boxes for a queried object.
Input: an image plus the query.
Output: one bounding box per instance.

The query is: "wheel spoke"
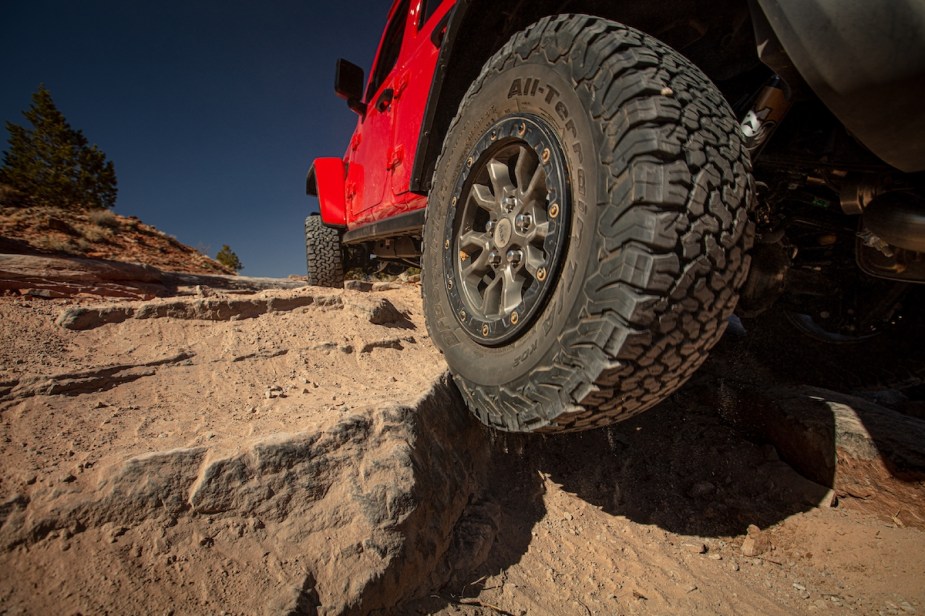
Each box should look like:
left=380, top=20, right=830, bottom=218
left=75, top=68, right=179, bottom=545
left=487, top=158, right=514, bottom=197
left=458, top=230, right=493, bottom=280
left=481, top=275, right=503, bottom=316
left=523, top=164, right=547, bottom=201
left=470, top=184, right=497, bottom=213
left=461, top=256, right=492, bottom=282
left=458, top=229, right=491, bottom=251
left=524, top=244, right=545, bottom=277
left=513, top=145, right=534, bottom=192
left=500, top=266, right=525, bottom=314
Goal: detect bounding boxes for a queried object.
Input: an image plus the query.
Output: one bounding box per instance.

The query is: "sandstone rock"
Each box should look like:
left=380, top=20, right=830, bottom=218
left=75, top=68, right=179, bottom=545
left=682, top=542, right=707, bottom=554
left=57, top=293, right=318, bottom=330
left=740, top=524, right=771, bottom=557
left=344, top=296, right=406, bottom=326
left=0, top=254, right=166, bottom=299
left=0, top=353, right=193, bottom=403
left=1, top=253, right=307, bottom=302
left=2, top=377, right=489, bottom=613
left=344, top=280, right=373, bottom=292
left=719, top=384, right=925, bottom=527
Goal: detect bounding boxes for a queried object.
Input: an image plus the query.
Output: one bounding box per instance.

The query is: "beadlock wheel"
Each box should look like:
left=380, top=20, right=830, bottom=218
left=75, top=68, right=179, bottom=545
left=444, top=115, right=570, bottom=345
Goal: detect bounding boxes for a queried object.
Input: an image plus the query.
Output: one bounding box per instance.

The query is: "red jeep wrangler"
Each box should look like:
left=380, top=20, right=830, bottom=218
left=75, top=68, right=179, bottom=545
left=307, top=0, right=925, bottom=433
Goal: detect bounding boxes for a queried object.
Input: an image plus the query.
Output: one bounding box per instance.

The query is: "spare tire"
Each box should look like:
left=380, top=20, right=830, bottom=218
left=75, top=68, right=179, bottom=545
left=421, top=15, right=754, bottom=432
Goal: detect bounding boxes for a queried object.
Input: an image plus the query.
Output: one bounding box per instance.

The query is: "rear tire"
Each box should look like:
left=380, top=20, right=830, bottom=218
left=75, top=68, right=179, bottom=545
left=422, top=15, right=754, bottom=432
left=305, top=214, right=345, bottom=288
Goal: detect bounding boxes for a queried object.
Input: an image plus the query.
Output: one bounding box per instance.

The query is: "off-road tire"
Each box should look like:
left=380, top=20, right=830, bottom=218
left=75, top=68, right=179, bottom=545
left=422, top=15, right=754, bottom=432
left=305, top=214, right=345, bottom=288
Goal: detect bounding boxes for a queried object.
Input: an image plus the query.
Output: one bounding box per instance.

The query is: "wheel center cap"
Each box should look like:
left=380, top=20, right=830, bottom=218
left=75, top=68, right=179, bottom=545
left=493, top=218, right=513, bottom=249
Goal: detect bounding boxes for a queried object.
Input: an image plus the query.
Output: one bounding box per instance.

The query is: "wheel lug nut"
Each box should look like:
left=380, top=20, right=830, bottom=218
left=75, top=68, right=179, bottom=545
left=503, top=196, right=517, bottom=212
left=515, top=213, right=532, bottom=232
left=488, top=251, right=501, bottom=268
left=485, top=220, right=495, bottom=233
left=506, top=249, right=523, bottom=267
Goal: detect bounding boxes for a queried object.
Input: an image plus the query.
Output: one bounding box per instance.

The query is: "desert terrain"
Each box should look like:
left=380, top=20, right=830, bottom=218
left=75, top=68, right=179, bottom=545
left=1, top=249, right=924, bottom=615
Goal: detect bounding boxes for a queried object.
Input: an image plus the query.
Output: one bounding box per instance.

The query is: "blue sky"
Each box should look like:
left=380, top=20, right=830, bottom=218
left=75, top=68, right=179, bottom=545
left=0, top=1, right=388, bottom=277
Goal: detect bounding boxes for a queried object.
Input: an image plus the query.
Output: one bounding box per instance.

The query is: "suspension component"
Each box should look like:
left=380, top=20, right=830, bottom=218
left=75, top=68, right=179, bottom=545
left=741, top=75, right=792, bottom=157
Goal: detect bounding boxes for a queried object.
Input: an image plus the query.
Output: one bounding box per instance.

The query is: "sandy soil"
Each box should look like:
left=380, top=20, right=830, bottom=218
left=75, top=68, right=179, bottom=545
left=1, top=280, right=923, bottom=615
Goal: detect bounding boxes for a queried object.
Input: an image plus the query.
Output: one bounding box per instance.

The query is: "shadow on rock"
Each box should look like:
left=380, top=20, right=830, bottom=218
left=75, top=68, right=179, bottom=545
left=514, top=394, right=831, bottom=539
left=510, top=308, right=925, bottom=537
left=401, top=307, right=925, bottom=613
left=706, top=309, right=925, bottom=528
left=400, top=423, right=547, bottom=614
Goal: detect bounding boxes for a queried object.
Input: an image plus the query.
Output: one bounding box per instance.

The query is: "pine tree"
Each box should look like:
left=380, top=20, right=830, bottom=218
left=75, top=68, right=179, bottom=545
left=0, top=85, right=117, bottom=210
left=216, top=245, right=243, bottom=272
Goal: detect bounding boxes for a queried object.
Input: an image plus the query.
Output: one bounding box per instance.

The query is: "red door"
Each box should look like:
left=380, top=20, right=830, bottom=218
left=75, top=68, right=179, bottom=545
left=345, top=0, right=411, bottom=225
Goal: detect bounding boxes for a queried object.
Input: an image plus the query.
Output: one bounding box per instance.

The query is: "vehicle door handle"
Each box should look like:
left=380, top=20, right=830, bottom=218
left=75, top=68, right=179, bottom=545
left=376, top=88, right=394, bottom=112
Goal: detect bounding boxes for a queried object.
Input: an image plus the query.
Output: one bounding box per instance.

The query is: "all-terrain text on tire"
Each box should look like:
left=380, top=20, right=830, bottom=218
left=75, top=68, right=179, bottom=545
left=306, top=1, right=925, bottom=433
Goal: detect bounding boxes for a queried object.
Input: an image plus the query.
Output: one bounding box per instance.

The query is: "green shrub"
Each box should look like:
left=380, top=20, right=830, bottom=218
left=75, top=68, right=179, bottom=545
left=216, top=244, right=243, bottom=272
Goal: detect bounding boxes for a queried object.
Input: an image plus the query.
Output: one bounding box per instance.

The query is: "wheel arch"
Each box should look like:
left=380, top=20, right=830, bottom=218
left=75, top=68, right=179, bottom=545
left=306, top=157, right=348, bottom=228
left=409, top=0, right=762, bottom=195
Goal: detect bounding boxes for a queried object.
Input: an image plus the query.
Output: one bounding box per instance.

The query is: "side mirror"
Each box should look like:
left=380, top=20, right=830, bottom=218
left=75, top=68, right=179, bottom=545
left=335, top=59, right=367, bottom=116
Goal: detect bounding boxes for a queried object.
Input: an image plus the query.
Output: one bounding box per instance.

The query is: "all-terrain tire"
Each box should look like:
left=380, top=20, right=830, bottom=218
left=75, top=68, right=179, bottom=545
left=305, top=214, right=345, bottom=288
left=422, top=15, right=754, bottom=432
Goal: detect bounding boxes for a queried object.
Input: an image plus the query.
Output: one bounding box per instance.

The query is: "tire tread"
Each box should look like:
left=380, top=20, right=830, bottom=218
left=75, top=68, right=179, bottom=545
left=304, top=215, right=345, bottom=288
left=424, top=14, right=754, bottom=432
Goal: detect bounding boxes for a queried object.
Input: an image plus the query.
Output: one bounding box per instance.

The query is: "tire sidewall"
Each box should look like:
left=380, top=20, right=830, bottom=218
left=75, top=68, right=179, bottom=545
left=424, top=60, right=603, bottom=387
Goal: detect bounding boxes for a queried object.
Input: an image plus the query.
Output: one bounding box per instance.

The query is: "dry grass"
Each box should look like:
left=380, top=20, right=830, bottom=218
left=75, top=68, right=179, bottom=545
left=88, top=209, right=120, bottom=229
left=34, top=236, right=78, bottom=254
left=81, top=225, right=113, bottom=243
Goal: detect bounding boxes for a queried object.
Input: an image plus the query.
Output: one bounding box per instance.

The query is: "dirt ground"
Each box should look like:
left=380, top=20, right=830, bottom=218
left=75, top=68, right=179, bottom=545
left=1, top=278, right=924, bottom=615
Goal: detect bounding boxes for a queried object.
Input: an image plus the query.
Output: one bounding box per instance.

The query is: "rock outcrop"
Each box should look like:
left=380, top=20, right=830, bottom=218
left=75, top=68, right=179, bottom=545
left=0, top=253, right=306, bottom=301
left=0, top=377, right=491, bottom=614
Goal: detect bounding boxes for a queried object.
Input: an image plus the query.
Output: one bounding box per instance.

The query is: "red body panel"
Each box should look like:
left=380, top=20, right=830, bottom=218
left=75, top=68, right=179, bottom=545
left=310, top=158, right=348, bottom=227
left=314, top=0, right=452, bottom=231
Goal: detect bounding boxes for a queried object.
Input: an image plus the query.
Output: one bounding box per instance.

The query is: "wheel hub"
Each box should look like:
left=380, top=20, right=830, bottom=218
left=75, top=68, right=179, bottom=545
left=442, top=114, right=570, bottom=345
left=493, top=218, right=514, bottom=249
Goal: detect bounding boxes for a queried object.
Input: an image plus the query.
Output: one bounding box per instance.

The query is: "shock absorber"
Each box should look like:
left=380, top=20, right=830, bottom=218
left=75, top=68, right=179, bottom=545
left=740, top=75, right=792, bottom=158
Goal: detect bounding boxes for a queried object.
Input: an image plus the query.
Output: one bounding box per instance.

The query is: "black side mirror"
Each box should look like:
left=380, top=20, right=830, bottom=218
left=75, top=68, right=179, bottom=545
left=335, top=59, right=367, bottom=116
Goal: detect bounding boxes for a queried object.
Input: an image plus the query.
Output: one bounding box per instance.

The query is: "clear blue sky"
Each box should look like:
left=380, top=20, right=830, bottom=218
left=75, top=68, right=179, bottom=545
left=0, top=1, right=388, bottom=277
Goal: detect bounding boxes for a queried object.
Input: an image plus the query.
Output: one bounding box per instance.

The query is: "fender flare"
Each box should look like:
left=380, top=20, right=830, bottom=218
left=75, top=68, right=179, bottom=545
left=408, top=1, right=467, bottom=195
left=306, top=158, right=348, bottom=228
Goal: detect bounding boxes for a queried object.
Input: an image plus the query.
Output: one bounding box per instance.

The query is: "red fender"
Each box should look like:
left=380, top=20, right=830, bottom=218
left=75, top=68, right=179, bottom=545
left=306, top=157, right=347, bottom=227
